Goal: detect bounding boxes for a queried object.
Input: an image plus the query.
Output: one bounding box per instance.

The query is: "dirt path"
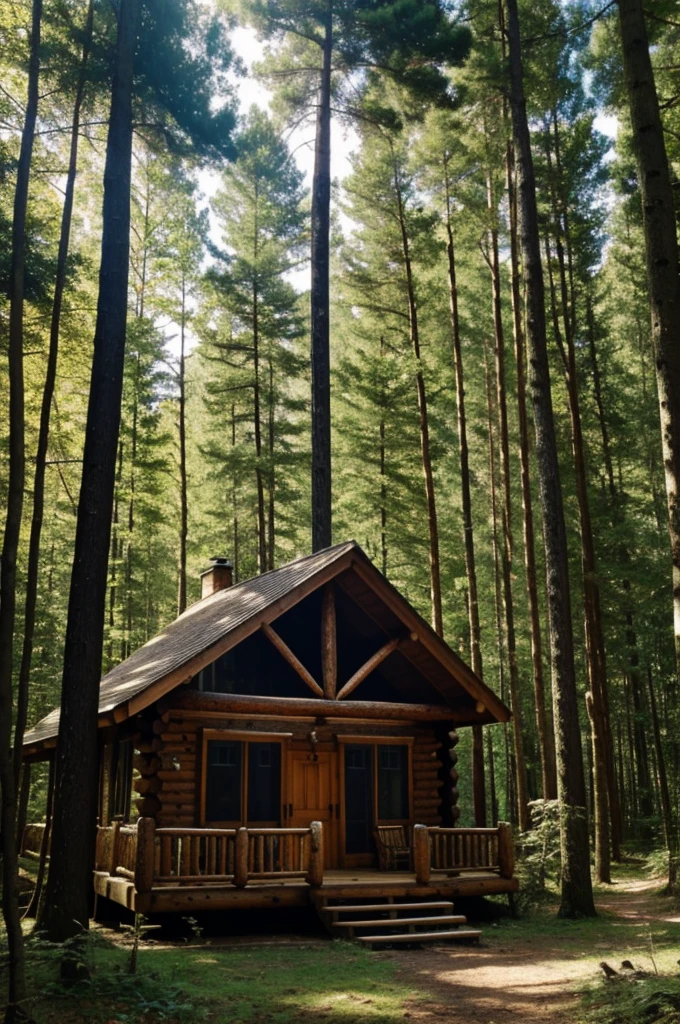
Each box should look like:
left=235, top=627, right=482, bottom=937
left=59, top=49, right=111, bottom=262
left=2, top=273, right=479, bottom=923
left=387, top=876, right=678, bottom=1024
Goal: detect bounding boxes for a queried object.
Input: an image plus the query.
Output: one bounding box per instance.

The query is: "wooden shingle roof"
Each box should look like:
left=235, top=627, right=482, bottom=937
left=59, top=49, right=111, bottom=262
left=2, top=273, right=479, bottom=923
left=23, top=540, right=509, bottom=754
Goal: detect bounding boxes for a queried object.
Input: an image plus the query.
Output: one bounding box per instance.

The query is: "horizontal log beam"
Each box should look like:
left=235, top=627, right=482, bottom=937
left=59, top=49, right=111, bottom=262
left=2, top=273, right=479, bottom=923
left=172, top=689, right=458, bottom=721
left=336, top=638, right=400, bottom=700
left=261, top=623, right=324, bottom=699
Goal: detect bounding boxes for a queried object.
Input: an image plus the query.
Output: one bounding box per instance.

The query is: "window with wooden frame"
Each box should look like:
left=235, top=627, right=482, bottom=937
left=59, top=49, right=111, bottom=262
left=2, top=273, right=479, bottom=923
left=200, top=730, right=289, bottom=827
left=339, top=737, right=413, bottom=858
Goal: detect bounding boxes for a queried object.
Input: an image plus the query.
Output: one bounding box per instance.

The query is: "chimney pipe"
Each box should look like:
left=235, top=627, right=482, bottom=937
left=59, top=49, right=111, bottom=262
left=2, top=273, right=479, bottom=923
left=200, top=557, right=233, bottom=599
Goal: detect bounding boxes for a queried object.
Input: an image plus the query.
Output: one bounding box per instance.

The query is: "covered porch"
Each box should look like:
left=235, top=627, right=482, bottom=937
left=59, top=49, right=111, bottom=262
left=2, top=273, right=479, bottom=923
left=49, top=819, right=519, bottom=914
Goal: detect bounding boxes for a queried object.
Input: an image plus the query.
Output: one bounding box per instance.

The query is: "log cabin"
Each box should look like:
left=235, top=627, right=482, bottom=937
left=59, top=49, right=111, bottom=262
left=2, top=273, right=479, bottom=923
left=21, top=541, right=518, bottom=945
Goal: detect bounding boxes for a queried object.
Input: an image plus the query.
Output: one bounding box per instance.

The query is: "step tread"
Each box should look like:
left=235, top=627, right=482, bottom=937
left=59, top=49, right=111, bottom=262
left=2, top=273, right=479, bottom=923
left=357, top=928, right=482, bottom=945
left=333, top=915, right=467, bottom=929
left=322, top=901, right=454, bottom=914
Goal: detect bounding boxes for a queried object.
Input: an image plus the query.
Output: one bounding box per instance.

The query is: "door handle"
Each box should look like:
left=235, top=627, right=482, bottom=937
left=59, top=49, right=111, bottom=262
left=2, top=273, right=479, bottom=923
left=328, top=803, right=334, bottom=818
left=288, top=802, right=293, bottom=817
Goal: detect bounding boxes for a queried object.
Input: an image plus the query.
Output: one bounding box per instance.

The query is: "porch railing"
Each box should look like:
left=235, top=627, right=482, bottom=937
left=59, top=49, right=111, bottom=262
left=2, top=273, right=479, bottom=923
left=414, top=823, right=514, bottom=885
left=94, top=819, right=324, bottom=896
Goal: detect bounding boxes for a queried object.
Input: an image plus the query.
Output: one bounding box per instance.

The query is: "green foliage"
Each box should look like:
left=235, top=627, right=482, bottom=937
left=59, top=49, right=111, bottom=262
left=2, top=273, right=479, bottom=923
left=582, top=975, right=680, bottom=1024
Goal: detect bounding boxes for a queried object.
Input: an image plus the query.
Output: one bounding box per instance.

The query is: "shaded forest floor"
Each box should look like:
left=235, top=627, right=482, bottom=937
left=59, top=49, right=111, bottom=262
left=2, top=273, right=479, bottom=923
left=4, top=861, right=680, bottom=1023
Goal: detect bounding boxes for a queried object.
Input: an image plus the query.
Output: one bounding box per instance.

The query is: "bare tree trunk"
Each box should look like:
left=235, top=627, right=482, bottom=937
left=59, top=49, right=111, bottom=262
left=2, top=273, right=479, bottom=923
left=379, top=336, right=388, bottom=578
left=310, top=10, right=332, bottom=551
left=124, top=354, right=139, bottom=659
left=252, top=218, right=267, bottom=574
left=108, top=440, right=123, bottom=667
left=487, top=167, right=530, bottom=832
left=0, top=0, right=42, bottom=1015
left=507, top=143, right=557, bottom=801
left=544, top=230, right=610, bottom=883
left=40, top=0, right=140, bottom=942
left=267, top=350, right=275, bottom=570
left=177, top=276, right=188, bottom=613
left=505, top=0, right=595, bottom=916
left=14, top=0, right=94, bottom=800
left=486, top=344, right=513, bottom=823
left=647, top=665, right=679, bottom=891
left=25, top=756, right=55, bottom=920
left=444, top=172, right=485, bottom=824
left=618, top=5, right=680, bottom=744
left=393, top=151, right=443, bottom=637
left=231, top=403, right=239, bottom=582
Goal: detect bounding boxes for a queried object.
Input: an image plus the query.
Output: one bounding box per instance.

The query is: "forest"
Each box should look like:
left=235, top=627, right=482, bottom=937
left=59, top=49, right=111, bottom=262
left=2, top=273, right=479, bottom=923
left=1, top=0, right=680, bottom=1020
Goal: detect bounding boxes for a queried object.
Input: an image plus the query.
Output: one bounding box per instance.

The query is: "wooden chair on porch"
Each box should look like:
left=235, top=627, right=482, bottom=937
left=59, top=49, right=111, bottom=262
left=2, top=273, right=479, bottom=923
left=374, top=825, right=413, bottom=872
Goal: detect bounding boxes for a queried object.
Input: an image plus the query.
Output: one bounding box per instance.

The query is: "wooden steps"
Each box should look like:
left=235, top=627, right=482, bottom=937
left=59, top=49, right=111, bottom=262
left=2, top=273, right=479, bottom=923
left=316, top=895, right=482, bottom=949
left=357, top=929, right=481, bottom=946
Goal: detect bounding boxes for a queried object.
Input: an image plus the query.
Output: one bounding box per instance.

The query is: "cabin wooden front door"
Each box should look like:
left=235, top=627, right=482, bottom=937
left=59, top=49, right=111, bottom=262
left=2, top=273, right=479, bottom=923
left=288, top=751, right=339, bottom=867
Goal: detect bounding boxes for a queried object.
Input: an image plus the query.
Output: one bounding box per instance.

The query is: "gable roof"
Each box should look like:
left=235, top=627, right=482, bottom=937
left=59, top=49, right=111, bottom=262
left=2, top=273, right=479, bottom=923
left=23, top=540, right=510, bottom=755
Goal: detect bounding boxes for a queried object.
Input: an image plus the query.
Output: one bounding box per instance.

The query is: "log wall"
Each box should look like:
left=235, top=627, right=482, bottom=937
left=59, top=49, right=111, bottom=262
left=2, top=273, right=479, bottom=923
left=133, top=697, right=452, bottom=830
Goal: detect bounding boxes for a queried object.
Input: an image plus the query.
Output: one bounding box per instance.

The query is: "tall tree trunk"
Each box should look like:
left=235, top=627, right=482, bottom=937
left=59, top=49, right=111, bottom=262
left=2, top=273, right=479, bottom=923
left=379, top=336, right=388, bottom=578
left=546, top=116, right=622, bottom=872
left=40, top=0, right=139, bottom=942
left=487, top=166, right=530, bottom=832
left=310, top=11, right=332, bottom=551
left=544, top=230, right=610, bottom=883
left=252, top=217, right=267, bottom=574
left=14, top=0, right=94, bottom=800
left=25, top=755, right=55, bottom=920
left=444, top=172, right=485, bottom=824
left=507, top=143, right=557, bottom=801
left=618, top=0, right=680, bottom=699
left=614, top=1, right=680, bottom=882
left=266, top=349, right=275, bottom=570
left=486, top=344, right=513, bottom=823
left=177, top=276, right=188, bottom=614
left=392, top=151, right=443, bottom=636
left=0, top=0, right=42, bottom=1015
left=647, top=665, right=679, bottom=891
left=124, top=354, right=139, bottom=659
left=505, top=0, right=595, bottom=916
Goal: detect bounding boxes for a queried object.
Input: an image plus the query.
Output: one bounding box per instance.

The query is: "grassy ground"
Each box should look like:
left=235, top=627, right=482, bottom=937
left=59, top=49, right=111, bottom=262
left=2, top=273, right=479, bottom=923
left=3, top=859, right=680, bottom=1023
left=15, top=931, right=413, bottom=1024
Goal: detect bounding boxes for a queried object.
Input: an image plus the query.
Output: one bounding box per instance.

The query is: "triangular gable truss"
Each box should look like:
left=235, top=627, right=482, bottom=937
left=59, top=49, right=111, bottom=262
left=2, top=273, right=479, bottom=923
left=22, top=541, right=510, bottom=756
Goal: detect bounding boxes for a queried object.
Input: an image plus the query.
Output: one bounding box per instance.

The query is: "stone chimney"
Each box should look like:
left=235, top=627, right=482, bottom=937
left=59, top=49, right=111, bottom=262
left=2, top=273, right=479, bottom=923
left=200, top=557, right=233, bottom=599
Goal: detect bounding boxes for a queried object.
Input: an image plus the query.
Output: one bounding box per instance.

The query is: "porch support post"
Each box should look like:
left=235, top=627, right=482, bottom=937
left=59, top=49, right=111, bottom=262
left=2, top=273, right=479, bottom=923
left=498, top=821, right=515, bottom=879
left=307, top=820, right=324, bottom=887
left=135, top=817, right=156, bottom=911
left=261, top=623, right=324, bottom=698
left=321, top=583, right=337, bottom=699
left=413, top=823, right=431, bottom=885
left=234, top=826, right=248, bottom=888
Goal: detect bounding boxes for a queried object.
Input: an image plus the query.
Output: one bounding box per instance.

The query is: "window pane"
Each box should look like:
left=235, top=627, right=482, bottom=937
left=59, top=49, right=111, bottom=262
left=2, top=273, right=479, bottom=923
left=205, top=740, right=242, bottom=821
left=344, top=744, right=373, bottom=854
left=377, top=744, right=409, bottom=820
left=247, top=742, right=281, bottom=823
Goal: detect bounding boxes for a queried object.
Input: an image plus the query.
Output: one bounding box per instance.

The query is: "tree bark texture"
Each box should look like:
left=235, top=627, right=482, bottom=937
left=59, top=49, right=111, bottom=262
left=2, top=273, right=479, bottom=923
left=487, top=168, right=530, bottom=833
left=507, top=143, right=557, bottom=801
left=40, top=0, right=139, bottom=942
left=393, top=151, right=443, bottom=638
left=617, top=0, right=680, bottom=695
left=544, top=231, right=611, bottom=883
left=14, top=0, right=94, bottom=799
left=0, top=0, right=42, bottom=1016
left=310, top=14, right=333, bottom=551
left=505, top=0, right=595, bottom=916
left=444, top=182, right=485, bottom=825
